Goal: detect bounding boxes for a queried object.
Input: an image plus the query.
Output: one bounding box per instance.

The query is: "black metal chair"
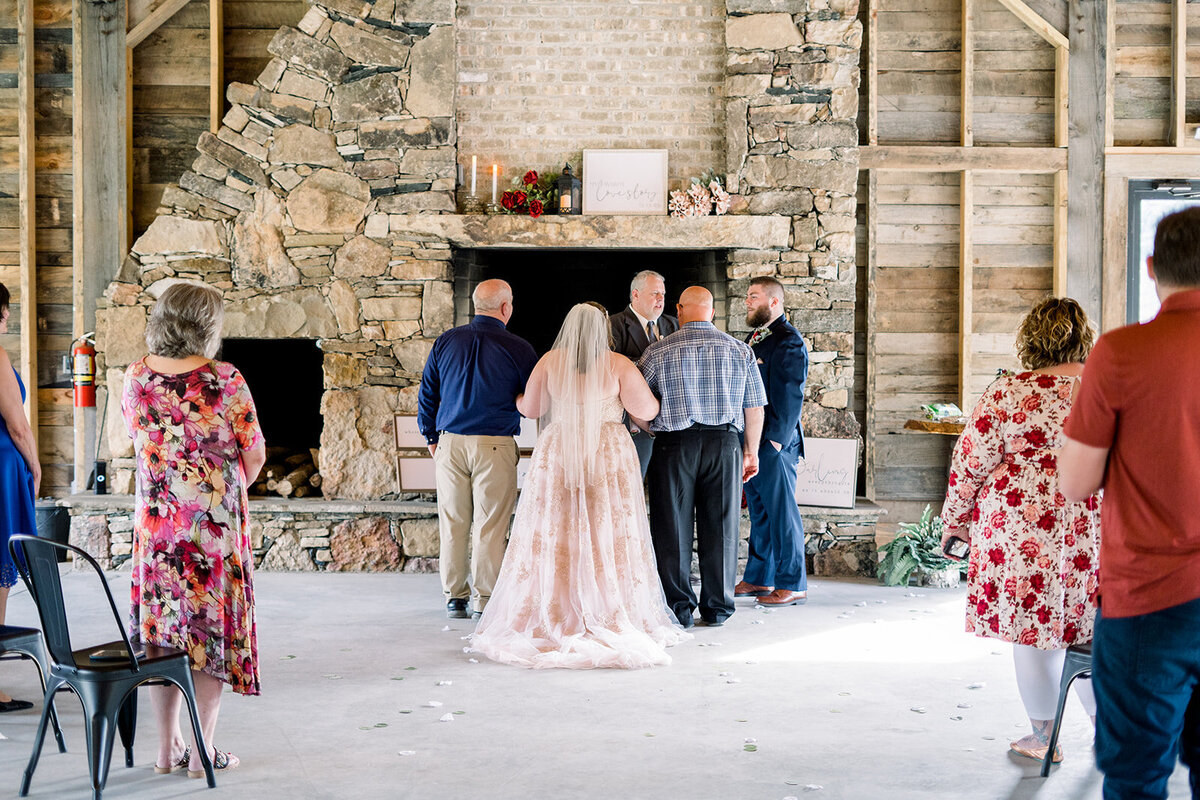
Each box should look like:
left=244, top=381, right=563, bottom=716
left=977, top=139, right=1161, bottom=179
left=9, top=535, right=215, bottom=799
left=0, top=624, right=66, bottom=753
left=1041, top=642, right=1093, bottom=777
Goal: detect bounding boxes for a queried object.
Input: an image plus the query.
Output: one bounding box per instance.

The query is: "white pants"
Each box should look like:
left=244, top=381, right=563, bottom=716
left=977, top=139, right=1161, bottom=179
left=1013, top=643, right=1097, bottom=721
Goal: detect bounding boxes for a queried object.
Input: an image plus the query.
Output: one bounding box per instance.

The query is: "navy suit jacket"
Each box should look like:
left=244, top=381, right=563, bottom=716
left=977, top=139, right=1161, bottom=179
left=609, top=306, right=679, bottom=361
left=750, top=315, right=809, bottom=458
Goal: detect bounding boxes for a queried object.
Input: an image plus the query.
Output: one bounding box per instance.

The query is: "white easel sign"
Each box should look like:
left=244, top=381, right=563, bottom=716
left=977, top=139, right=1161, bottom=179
left=582, top=149, right=668, bottom=215
left=794, top=437, right=859, bottom=509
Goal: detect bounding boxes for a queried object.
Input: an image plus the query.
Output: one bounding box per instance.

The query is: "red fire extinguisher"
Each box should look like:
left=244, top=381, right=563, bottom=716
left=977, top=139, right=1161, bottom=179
left=72, top=334, right=96, bottom=408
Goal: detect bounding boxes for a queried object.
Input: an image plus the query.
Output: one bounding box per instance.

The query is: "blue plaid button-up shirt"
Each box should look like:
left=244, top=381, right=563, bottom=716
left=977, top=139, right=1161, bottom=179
left=637, top=320, right=767, bottom=433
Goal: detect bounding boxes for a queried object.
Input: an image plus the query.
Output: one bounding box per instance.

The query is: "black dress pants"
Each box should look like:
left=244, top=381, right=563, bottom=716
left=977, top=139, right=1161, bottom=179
left=647, top=426, right=742, bottom=625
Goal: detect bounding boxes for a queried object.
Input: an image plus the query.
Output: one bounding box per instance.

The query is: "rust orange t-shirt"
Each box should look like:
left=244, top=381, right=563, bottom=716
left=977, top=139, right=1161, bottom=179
left=1064, top=289, right=1200, bottom=618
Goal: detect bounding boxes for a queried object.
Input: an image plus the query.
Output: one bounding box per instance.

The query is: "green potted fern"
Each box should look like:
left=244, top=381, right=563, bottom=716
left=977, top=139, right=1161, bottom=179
left=877, top=504, right=962, bottom=588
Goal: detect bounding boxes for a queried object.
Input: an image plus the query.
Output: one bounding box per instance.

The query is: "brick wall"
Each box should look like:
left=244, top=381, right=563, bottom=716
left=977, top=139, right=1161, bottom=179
left=456, top=0, right=727, bottom=189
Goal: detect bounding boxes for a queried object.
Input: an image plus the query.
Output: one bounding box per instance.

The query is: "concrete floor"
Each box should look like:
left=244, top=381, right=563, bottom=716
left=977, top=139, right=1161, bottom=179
left=0, top=572, right=1190, bottom=800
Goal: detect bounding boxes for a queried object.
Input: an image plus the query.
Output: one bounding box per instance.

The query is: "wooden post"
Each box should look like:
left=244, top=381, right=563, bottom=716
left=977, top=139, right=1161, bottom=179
left=1171, top=0, right=1187, bottom=147
left=17, top=0, right=37, bottom=442
left=1067, top=0, right=1106, bottom=320
left=962, top=0, right=973, bottom=147
left=959, top=171, right=974, bottom=412
left=74, top=0, right=128, bottom=492
left=868, top=0, right=878, bottom=146
left=210, top=0, right=224, bottom=132
left=864, top=170, right=878, bottom=500
left=1053, top=44, right=1068, bottom=298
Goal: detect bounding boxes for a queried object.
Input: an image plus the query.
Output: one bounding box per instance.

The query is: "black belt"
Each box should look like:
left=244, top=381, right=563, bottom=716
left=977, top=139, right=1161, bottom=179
left=660, top=422, right=738, bottom=433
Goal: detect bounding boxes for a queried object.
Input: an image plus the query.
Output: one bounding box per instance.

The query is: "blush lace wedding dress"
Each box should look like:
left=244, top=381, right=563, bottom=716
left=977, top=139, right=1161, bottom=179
left=469, top=394, right=691, bottom=669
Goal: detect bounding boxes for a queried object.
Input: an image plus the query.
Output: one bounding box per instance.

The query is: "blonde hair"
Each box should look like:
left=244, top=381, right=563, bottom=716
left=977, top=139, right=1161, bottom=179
left=1015, top=297, right=1094, bottom=370
left=145, top=282, right=224, bottom=359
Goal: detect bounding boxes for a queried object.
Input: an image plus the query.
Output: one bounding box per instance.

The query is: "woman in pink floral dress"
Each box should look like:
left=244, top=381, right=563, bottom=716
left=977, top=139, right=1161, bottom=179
left=122, top=283, right=266, bottom=778
left=940, top=298, right=1101, bottom=764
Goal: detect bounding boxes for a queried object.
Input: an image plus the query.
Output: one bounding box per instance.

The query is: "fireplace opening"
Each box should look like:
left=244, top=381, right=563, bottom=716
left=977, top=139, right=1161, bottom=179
left=220, top=338, right=324, bottom=498
left=452, top=249, right=729, bottom=354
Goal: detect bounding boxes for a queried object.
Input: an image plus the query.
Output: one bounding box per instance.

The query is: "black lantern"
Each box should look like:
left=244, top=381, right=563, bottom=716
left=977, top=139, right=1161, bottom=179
left=557, top=163, right=582, bottom=215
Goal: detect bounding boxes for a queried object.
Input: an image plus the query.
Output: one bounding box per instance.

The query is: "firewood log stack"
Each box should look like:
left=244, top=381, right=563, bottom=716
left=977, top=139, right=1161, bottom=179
left=250, top=447, right=322, bottom=498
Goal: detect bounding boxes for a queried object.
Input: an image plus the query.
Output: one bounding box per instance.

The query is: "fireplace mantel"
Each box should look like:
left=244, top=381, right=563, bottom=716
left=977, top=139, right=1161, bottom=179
left=387, top=214, right=793, bottom=251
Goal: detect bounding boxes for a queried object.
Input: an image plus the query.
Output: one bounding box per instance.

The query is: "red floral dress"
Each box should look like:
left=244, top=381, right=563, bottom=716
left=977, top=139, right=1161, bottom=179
left=122, top=359, right=264, bottom=695
left=940, top=371, right=1101, bottom=650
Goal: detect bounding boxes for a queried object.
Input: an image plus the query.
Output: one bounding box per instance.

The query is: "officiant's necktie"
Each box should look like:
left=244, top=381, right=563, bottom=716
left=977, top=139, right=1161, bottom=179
left=647, top=320, right=657, bottom=343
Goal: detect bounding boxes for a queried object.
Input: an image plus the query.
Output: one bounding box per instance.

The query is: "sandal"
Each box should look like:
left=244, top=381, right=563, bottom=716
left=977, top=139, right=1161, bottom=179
left=188, top=748, right=239, bottom=779
left=1010, top=740, right=1063, bottom=763
left=154, top=745, right=191, bottom=774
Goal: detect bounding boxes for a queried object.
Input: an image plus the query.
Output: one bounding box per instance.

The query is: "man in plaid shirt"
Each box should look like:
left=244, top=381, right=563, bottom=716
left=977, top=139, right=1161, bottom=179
left=637, top=286, right=766, bottom=628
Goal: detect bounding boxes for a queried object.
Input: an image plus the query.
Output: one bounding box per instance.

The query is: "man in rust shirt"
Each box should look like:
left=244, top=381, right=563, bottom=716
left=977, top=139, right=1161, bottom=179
left=1061, top=207, right=1200, bottom=799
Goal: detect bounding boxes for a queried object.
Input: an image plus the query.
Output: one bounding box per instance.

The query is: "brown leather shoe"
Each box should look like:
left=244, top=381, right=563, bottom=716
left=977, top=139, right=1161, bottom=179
left=757, top=589, right=807, bottom=606
left=734, top=581, right=773, bottom=597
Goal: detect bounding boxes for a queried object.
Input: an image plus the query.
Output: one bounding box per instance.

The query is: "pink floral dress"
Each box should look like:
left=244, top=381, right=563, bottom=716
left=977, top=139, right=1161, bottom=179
left=940, top=371, right=1101, bottom=650
left=122, top=359, right=264, bottom=695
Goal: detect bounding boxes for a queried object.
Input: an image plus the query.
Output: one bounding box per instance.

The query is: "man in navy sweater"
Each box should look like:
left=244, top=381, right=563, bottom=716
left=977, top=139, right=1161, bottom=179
left=417, top=279, right=537, bottom=619
left=735, top=276, right=810, bottom=607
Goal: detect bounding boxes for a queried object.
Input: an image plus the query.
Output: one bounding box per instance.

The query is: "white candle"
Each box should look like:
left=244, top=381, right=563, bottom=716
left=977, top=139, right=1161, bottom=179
left=471, top=156, right=477, bottom=196
left=492, top=164, right=498, bottom=205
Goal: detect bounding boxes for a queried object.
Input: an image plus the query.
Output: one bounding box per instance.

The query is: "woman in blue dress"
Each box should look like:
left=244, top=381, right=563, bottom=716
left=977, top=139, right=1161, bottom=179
left=0, top=283, right=40, bottom=712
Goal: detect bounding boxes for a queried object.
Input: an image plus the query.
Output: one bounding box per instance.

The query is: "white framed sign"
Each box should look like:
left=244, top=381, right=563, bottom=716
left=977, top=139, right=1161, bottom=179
left=582, top=149, right=668, bottom=215
left=396, top=415, right=538, bottom=451
left=397, top=455, right=534, bottom=492
left=794, top=437, right=859, bottom=509
left=395, top=415, right=426, bottom=450
left=397, top=456, right=437, bottom=491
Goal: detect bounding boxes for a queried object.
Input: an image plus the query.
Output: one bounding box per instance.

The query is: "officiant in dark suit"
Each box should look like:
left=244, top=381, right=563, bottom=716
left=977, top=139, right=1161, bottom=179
left=610, top=270, right=679, bottom=477
left=735, top=276, right=811, bottom=607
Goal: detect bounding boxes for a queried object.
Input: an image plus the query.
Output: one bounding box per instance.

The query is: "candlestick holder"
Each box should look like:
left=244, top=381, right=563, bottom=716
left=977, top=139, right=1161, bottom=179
left=460, top=193, right=486, bottom=214
left=486, top=202, right=502, bottom=214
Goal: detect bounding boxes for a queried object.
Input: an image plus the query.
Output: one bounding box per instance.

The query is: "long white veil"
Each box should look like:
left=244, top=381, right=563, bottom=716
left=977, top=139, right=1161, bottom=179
left=543, top=303, right=615, bottom=488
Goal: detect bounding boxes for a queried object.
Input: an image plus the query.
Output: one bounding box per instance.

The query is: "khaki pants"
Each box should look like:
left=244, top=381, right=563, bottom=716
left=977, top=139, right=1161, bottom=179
left=433, top=433, right=519, bottom=613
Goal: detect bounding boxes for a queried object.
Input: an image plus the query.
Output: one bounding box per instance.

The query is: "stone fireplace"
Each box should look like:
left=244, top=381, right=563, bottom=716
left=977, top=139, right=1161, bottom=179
left=77, top=0, right=872, bottom=573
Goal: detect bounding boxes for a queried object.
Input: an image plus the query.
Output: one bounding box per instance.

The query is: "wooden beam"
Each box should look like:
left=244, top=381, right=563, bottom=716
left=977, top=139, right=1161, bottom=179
left=1021, top=0, right=1068, bottom=38
left=961, top=0, right=973, bottom=147
left=210, top=0, right=223, bottom=132
left=959, top=171, right=974, bottom=412
left=75, top=0, right=128, bottom=491
left=1055, top=45, right=1068, bottom=148
left=126, top=47, right=134, bottom=249
left=1067, top=0, right=1106, bottom=321
left=1053, top=170, right=1067, bottom=297
left=17, top=0, right=37, bottom=444
left=858, top=146, right=1067, bottom=172
left=867, top=0, right=878, bottom=146
left=994, top=0, right=1069, bottom=50
left=1105, top=0, right=1115, bottom=149
left=1172, top=0, right=1186, bottom=147
left=865, top=170, right=878, bottom=499
left=126, top=0, right=191, bottom=49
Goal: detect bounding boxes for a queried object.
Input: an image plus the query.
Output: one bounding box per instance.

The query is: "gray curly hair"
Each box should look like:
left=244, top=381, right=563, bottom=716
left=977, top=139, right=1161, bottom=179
left=145, top=282, right=224, bottom=359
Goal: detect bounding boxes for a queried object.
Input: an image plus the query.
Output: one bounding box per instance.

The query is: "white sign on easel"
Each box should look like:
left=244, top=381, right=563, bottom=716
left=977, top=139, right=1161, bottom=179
left=794, top=437, right=859, bottom=509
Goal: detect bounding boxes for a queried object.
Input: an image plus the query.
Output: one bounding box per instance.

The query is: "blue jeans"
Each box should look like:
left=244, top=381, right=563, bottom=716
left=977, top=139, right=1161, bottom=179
left=1093, top=596, right=1200, bottom=799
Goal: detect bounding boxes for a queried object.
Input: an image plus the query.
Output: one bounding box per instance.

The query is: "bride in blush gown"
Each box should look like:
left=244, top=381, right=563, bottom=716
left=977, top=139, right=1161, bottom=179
left=469, top=302, right=691, bottom=668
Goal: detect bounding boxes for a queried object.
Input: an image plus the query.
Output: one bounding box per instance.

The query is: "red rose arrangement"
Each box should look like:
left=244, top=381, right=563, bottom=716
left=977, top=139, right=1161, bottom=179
left=500, top=169, right=559, bottom=218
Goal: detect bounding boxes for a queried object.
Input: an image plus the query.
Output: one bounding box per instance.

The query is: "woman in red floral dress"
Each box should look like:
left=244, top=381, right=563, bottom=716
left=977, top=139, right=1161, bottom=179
left=122, top=283, right=266, bottom=778
left=940, top=298, right=1101, bottom=764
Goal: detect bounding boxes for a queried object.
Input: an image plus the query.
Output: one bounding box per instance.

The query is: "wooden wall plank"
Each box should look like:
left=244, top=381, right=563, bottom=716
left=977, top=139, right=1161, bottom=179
left=74, top=0, right=128, bottom=491
left=16, top=0, right=35, bottom=438
left=1066, top=0, right=1106, bottom=320
left=1172, top=0, right=1186, bottom=145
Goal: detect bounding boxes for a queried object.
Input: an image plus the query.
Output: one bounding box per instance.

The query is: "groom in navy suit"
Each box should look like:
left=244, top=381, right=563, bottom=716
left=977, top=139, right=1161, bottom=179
left=735, top=276, right=810, bottom=606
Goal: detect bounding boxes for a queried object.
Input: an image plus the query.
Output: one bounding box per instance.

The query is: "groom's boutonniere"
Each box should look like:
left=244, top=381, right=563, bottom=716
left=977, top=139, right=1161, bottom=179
left=748, top=327, right=772, bottom=348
